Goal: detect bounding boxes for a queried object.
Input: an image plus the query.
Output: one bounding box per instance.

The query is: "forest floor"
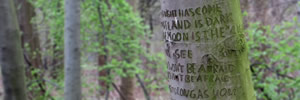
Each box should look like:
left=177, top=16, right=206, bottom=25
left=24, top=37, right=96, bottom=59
left=0, top=66, right=170, bottom=100
left=80, top=65, right=170, bottom=100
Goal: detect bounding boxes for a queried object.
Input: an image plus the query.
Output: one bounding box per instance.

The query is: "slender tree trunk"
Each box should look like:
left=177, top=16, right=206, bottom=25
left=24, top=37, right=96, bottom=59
left=97, top=54, right=108, bottom=94
left=160, top=0, right=255, bottom=100
left=120, top=73, right=135, bottom=100
left=64, top=0, right=81, bottom=99
left=96, top=0, right=109, bottom=95
left=0, top=0, right=27, bottom=99
left=242, top=0, right=297, bottom=26
left=15, top=0, right=46, bottom=98
left=119, top=1, right=137, bottom=100
left=298, top=0, right=300, bottom=22
left=119, top=55, right=135, bottom=100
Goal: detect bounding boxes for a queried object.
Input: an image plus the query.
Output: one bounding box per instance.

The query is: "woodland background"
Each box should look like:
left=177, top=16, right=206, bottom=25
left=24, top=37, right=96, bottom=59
left=0, top=0, right=300, bottom=100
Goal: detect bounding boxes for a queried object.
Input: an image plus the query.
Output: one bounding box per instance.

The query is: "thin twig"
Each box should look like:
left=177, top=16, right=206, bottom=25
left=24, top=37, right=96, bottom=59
left=112, top=82, right=127, bottom=100
left=136, top=74, right=151, bottom=100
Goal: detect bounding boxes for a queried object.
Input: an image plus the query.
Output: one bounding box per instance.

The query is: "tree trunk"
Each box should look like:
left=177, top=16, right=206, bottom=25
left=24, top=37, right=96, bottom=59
left=64, top=0, right=82, bottom=99
left=119, top=1, right=137, bottom=100
left=297, top=0, right=300, bottom=22
left=97, top=54, right=108, bottom=95
left=242, top=0, right=297, bottom=26
left=96, top=0, right=109, bottom=95
left=160, top=0, right=255, bottom=100
left=15, top=0, right=46, bottom=98
left=120, top=75, right=135, bottom=100
left=0, top=0, right=27, bottom=99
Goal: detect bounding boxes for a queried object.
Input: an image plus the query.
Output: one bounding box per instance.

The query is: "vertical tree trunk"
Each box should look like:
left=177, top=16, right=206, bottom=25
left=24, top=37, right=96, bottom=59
left=0, top=0, right=27, bottom=99
left=120, top=75, right=135, bottom=100
left=242, top=0, right=297, bottom=26
left=119, top=1, right=137, bottom=100
left=97, top=54, right=108, bottom=95
left=15, top=0, right=46, bottom=98
left=298, top=0, right=300, bottom=22
left=160, top=0, right=255, bottom=100
left=64, top=0, right=81, bottom=99
left=96, top=0, right=109, bottom=95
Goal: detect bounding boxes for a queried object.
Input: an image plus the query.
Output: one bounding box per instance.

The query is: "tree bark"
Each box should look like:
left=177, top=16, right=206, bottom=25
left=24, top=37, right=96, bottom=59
left=119, top=1, right=137, bottom=100
left=0, top=0, right=27, bottom=99
left=64, top=0, right=82, bottom=99
left=96, top=0, right=109, bottom=95
left=97, top=54, right=108, bottom=95
left=15, top=0, right=46, bottom=98
left=160, top=0, right=255, bottom=100
left=120, top=75, right=135, bottom=100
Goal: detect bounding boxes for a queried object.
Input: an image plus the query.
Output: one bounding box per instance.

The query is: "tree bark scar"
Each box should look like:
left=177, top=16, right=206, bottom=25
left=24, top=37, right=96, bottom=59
left=165, top=43, right=171, bottom=57
left=214, top=34, right=246, bottom=58
left=201, top=54, right=220, bottom=65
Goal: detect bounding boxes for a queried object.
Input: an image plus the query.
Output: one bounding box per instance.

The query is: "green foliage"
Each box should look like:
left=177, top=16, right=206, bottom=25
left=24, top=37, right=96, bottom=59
left=82, top=0, right=168, bottom=93
left=30, top=0, right=64, bottom=48
left=30, top=0, right=168, bottom=98
left=26, top=68, right=53, bottom=100
left=28, top=0, right=300, bottom=99
left=246, top=17, right=300, bottom=100
left=80, top=0, right=145, bottom=76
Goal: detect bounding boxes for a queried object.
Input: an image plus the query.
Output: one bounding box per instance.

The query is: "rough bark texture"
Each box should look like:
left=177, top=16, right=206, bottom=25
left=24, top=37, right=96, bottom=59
left=64, top=0, right=82, bottom=99
left=120, top=76, right=135, bottom=100
left=161, top=0, right=255, bottom=100
left=0, top=0, right=27, bottom=99
left=97, top=54, right=107, bottom=95
left=15, top=0, right=46, bottom=98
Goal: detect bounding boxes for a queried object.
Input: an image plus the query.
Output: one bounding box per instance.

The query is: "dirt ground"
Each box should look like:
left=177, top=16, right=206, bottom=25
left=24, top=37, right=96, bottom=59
left=0, top=68, right=170, bottom=100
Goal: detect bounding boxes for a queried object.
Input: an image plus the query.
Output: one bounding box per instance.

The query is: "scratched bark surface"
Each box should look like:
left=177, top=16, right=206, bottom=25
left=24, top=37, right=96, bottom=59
left=160, top=0, right=255, bottom=100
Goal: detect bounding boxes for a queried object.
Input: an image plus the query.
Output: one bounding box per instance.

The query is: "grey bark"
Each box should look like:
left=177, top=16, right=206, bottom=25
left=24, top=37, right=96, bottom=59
left=0, top=0, right=27, bottom=100
left=161, top=0, right=255, bottom=100
left=64, top=0, right=82, bottom=99
left=15, top=0, right=46, bottom=98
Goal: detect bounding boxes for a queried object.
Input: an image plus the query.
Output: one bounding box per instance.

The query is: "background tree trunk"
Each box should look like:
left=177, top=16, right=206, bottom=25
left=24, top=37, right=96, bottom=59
left=97, top=54, right=108, bottom=95
left=96, top=0, right=109, bottom=95
left=120, top=75, right=135, bottom=100
left=241, top=0, right=297, bottom=27
left=15, top=0, right=46, bottom=98
left=118, top=1, right=137, bottom=100
left=160, top=0, right=255, bottom=100
left=64, top=0, right=82, bottom=99
left=0, top=0, right=27, bottom=99
left=298, top=0, right=300, bottom=22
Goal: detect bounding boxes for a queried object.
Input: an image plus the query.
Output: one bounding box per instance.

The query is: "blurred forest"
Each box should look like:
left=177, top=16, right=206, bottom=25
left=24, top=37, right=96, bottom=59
left=0, top=0, right=300, bottom=100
